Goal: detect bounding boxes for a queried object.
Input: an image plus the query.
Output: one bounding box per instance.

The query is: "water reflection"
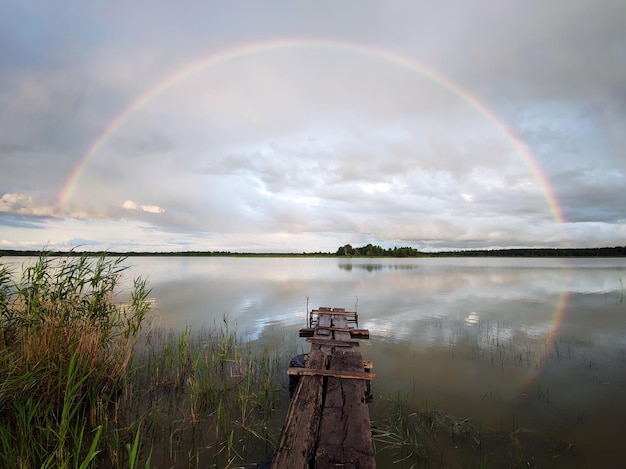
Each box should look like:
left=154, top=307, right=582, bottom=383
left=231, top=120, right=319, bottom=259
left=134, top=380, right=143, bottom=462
left=338, top=262, right=421, bottom=272
left=128, top=256, right=625, bottom=467
left=3, top=255, right=626, bottom=466
left=97, top=257, right=626, bottom=346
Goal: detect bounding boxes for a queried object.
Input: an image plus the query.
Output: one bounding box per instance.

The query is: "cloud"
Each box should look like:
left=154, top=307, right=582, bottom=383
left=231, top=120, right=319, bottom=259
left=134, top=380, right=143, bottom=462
left=122, top=200, right=165, bottom=214
left=0, top=193, right=58, bottom=217
left=1, top=1, right=625, bottom=252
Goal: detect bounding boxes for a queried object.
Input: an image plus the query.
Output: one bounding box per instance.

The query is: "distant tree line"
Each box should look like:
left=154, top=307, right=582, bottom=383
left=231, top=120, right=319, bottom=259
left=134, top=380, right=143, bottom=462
left=0, top=249, right=334, bottom=258
left=335, top=243, right=422, bottom=257
left=1, top=245, right=626, bottom=258
left=428, top=246, right=626, bottom=257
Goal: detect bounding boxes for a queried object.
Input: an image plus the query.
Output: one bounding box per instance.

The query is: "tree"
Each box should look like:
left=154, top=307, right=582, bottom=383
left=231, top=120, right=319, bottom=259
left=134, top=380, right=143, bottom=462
left=336, top=244, right=354, bottom=256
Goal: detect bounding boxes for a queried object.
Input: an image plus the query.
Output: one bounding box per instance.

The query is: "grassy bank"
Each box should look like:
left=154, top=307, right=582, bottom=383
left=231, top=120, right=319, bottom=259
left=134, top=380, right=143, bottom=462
left=0, top=253, right=296, bottom=468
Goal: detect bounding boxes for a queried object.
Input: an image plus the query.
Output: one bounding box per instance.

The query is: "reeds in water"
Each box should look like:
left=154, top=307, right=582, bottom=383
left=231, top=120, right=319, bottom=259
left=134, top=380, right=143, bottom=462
left=122, top=318, right=292, bottom=468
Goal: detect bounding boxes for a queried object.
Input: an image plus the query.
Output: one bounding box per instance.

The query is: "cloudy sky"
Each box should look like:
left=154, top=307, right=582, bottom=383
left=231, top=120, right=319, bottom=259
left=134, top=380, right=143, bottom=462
left=1, top=1, right=625, bottom=252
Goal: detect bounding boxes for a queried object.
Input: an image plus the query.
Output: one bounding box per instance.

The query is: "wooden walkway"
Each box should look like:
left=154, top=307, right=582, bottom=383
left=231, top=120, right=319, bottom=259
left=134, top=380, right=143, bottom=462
left=271, top=307, right=376, bottom=469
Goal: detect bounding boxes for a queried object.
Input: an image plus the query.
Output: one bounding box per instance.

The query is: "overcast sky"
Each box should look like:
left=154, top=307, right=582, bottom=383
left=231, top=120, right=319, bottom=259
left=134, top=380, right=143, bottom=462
left=1, top=1, right=625, bottom=252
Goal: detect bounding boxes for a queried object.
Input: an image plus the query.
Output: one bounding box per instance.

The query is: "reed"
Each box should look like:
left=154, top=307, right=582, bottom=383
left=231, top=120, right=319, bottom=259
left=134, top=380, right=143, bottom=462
left=120, top=321, right=292, bottom=467
left=371, top=393, right=578, bottom=468
left=371, top=394, right=429, bottom=466
left=0, top=253, right=151, bottom=468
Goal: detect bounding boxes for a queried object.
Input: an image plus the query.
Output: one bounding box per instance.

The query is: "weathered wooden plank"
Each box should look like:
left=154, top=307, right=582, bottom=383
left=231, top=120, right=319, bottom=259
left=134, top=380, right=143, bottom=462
left=318, top=326, right=368, bottom=336
left=315, top=314, right=333, bottom=353
left=271, top=349, right=327, bottom=469
left=311, top=310, right=357, bottom=316
left=312, top=316, right=375, bottom=468
left=332, top=315, right=352, bottom=342
left=315, top=350, right=375, bottom=468
left=275, top=308, right=374, bottom=468
left=315, top=327, right=331, bottom=337
left=306, top=338, right=360, bottom=347
left=316, top=314, right=332, bottom=328
left=287, top=367, right=377, bottom=380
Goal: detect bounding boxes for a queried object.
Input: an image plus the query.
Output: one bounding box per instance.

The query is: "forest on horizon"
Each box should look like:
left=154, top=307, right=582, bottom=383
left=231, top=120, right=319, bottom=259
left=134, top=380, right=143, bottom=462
left=1, top=244, right=626, bottom=258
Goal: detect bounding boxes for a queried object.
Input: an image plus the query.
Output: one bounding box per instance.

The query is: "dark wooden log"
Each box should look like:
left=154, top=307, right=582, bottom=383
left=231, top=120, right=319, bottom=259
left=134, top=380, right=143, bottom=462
left=270, top=349, right=327, bottom=469
left=299, top=327, right=370, bottom=338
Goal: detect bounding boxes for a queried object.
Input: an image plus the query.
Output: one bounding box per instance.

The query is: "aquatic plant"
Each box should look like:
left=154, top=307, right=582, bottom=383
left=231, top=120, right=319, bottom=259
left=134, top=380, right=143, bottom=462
left=122, top=319, right=292, bottom=468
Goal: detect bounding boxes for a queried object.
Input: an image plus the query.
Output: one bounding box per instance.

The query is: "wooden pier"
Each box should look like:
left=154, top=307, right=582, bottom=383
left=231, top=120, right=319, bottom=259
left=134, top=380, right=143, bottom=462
left=271, top=307, right=376, bottom=469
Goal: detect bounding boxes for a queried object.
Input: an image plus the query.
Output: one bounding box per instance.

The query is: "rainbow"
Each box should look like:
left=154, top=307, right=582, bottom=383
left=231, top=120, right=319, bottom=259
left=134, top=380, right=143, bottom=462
left=56, top=37, right=565, bottom=224
left=516, top=287, right=571, bottom=397
left=57, top=38, right=569, bottom=393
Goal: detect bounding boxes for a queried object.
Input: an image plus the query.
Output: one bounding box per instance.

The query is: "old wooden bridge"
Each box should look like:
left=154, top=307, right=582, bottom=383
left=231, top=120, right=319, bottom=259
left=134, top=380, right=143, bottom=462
left=271, top=307, right=376, bottom=469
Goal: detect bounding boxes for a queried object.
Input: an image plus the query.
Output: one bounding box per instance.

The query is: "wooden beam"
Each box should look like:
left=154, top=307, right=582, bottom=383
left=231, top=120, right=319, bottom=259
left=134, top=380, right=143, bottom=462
left=287, top=367, right=377, bottom=380
left=271, top=350, right=327, bottom=469
left=299, top=327, right=370, bottom=338
left=311, top=310, right=357, bottom=316
left=305, top=338, right=360, bottom=347
left=316, top=326, right=368, bottom=333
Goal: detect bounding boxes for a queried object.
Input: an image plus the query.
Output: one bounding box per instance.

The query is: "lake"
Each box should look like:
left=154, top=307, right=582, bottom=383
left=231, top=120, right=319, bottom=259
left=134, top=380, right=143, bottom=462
left=4, top=255, right=626, bottom=466
left=121, top=256, right=626, bottom=467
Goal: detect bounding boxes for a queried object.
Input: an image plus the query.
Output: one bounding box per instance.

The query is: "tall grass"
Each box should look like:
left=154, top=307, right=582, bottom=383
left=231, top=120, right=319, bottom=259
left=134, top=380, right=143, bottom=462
left=0, top=253, right=295, bottom=468
left=0, top=253, right=151, bottom=468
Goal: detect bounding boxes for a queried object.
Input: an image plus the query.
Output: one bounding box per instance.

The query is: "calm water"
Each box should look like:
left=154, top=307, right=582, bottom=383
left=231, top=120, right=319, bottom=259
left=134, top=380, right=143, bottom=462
left=5, top=256, right=626, bottom=466
left=120, top=256, right=626, bottom=467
